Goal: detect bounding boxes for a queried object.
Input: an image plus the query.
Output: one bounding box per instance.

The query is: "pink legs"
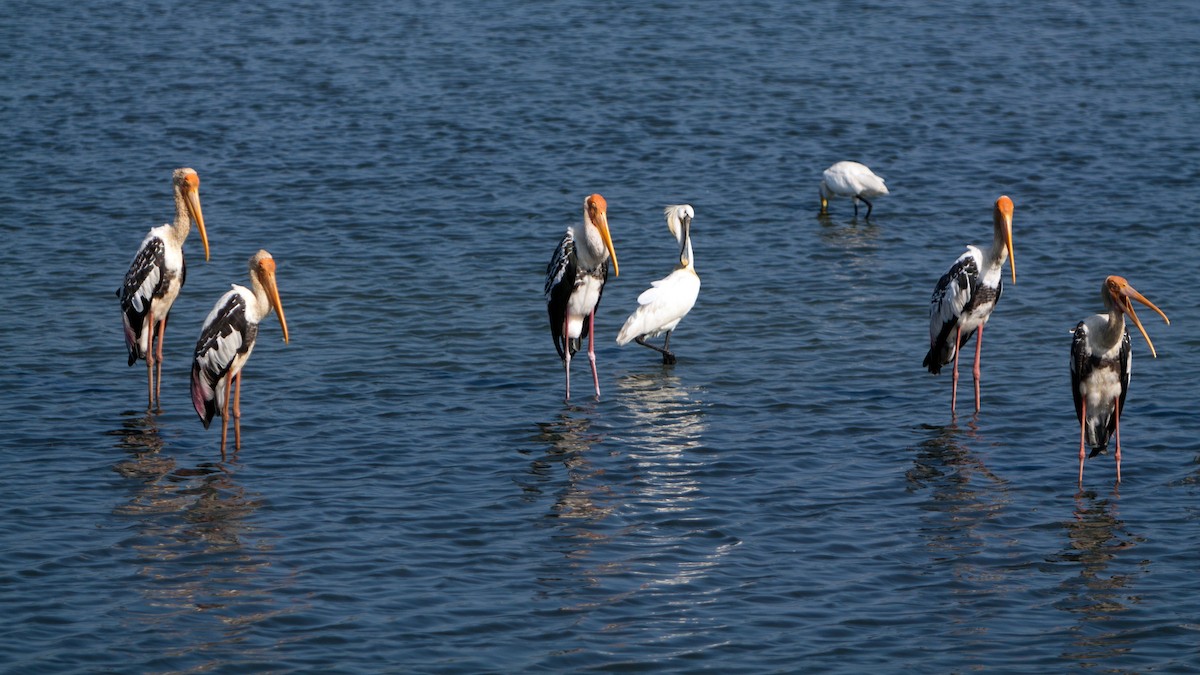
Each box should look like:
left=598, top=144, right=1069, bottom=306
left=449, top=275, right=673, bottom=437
left=560, top=311, right=601, bottom=401
left=973, top=324, right=984, bottom=413
left=144, top=309, right=157, bottom=411
left=562, top=314, right=572, bottom=400
left=587, top=311, right=600, bottom=398
left=950, top=325, right=985, bottom=416
left=220, top=372, right=233, bottom=459
left=950, top=326, right=961, bottom=415
left=233, top=371, right=243, bottom=452
left=1077, top=396, right=1124, bottom=486
left=1114, top=395, right=1122, bottom=483
left=153, top=316, right=168, bottom=412
left=1078, top=399, right=1087, bottom=485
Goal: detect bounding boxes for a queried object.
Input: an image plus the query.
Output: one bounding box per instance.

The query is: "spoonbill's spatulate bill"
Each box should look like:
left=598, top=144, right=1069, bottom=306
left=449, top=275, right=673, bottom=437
left=818, top=161, right=889, bottom=219
left=616, top=204, right=700, bottom=365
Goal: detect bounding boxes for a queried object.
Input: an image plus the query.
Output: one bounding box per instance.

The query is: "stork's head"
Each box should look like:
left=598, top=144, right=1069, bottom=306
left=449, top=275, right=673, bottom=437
left=1104, top=275, right=1169, bottom=357
left=251, top=250, right=289, bottom=344
left=174, top=168, right=208, bottom=261
left=585, top=193, right=618, bottom=277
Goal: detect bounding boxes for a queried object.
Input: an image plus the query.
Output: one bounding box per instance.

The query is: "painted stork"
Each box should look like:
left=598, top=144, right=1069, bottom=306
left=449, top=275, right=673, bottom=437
left=1071, top=275, right=1169, bottom=484
left=923, top=195, right=1016, bottom=415
left=616, top=204, right=700, bottom=365
left=117, top=167, right=209, bottom=412
left=818, top=161, right=889, bottom=219
left=190, top=250, right=289, bottom=457
left=545, top=193, right=619, bottom=400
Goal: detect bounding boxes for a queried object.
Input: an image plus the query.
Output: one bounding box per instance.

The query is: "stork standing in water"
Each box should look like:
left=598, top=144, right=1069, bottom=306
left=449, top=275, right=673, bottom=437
left=924, top=196, right=1016, bottom=415
left=818, top=161, right=889, bottom=219
left=545, top=194, right=619, bottom=400
left=616, top=204, right=700, bottom=364
left=1071, top=275, right=1169, bottom=485
left=118, top=168, right=210, bottom=412
left=191, top=250, right=289, bottom=457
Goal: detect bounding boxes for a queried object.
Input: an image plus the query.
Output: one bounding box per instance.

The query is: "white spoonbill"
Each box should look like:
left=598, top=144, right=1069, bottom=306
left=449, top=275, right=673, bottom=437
left=616, top=204, right=700, bottom=365
left=191, top=250, right=289, bottom=457
left=118, top=168, right=210, bottom=412
left=1071, top=275, right=1169, bottom=485
left=818, top=161, right=889, bottom=219
left=545, top=194, right=619, bottom=400
left=923, top=196, right=1016, bottom=415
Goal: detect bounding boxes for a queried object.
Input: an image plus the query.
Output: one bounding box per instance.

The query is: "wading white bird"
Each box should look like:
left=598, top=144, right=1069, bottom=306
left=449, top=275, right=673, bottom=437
left=545, top=194, right=619, bottom=400
left=818, top=161, right=889, bottom=219
left=923, top=195, right=1015, bottom=415
left=616, top=204, right=700, bottom=364
left=191, top=250, right=289, bottom=457
left=1070, top=275, right=1169, bottom=485
left=118, top=168, right=210, bottom=412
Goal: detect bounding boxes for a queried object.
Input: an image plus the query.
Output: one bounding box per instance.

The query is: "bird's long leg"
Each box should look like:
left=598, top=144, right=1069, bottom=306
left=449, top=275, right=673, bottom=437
left=852, top=197, right=860, bottom=218
left=973, top=324, right=984, bottom=413
left=1113, top=395, right=1122, bottom=483
left=1078, top=399, right=1087, bottom=486
left=233, top=371, right=243, bottom=451
left=587, top=311, right=600, bottom=398
left=950, top=325, right=962, bottom=416
left=145, top=309, right=156, bottom=411
left=634, top=335, right=675, bottom=362
left=662, top=331, right=676, bottom=365
left=861, top=197, right=874, bottom=219
left=562, top=315, right=572, bottom=400
left=154, top=315, right=168, bottom=412
left=219, top=374, right=233, bottom=460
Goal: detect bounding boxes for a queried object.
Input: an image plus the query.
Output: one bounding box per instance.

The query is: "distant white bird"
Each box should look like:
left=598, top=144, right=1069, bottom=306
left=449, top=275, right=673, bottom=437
left=819, top=161, right=889, bottom=219
left=1071, top=275, right=1169, bottom=485
left=545, top=194, right=619, bottom=400
left=923, top=196, right=1015, bottom=415
left=118, top=168, right=210, bottom=412
left=191, top=250, right=289, bottom=457
left=616, top=204, right=700, bottom=364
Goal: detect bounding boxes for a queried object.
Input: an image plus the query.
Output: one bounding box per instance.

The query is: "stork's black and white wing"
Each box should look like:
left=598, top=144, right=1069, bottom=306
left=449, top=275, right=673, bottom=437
left=1070, top=320, right=1091, bottom=425
left=190, top=289, right=257, bottom=428
left=545, top=231, right=578, bottom=359
left=118, top=235, right=171, bottom=365
left=923, top=249, right=984, bottom=374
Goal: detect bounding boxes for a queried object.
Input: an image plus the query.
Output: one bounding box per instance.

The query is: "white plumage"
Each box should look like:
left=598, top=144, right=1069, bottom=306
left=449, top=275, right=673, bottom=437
left=1070, top=275, right=1169, bottom=485
left=616, top=204, right=700, bottom=364
left=545, top=194, right=619, bottom=399
left=191, top=250, right=289, bottom=457
left=117, top=168, right=209, bottom=411
left=923, top=196, right=1015, bottom=415
left=818, top=161, right=889, bottom=218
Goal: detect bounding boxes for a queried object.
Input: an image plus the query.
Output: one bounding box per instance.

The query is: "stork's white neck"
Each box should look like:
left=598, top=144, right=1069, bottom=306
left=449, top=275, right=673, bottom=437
left=167, top=185, right=193, bottom=246
left=572, top=218, right=609, bottom=270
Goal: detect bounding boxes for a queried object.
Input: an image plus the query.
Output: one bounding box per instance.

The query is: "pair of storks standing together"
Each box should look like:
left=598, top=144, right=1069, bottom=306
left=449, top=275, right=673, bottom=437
left=118, top=168, right=288, bottom=457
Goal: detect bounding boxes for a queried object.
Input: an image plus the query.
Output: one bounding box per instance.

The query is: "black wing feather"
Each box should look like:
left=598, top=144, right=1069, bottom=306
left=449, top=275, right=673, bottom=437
left=118, top=237, right=170, bottom=365
left=190, top=294, right=256, bottom=428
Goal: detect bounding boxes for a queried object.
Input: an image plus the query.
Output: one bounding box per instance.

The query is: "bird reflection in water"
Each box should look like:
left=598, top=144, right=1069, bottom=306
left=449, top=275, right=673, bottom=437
left=525, top=373, right=732, bottom=648
left=1053, top=491, right=1142, bottom=664
left=906, top=421, right=1012, bottom=647
left=109, top=414, right=287, bottom=667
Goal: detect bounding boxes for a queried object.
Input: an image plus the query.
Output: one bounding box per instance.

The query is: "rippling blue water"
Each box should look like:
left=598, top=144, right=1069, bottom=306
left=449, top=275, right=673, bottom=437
left=3, top=0, right=1200, bottom=672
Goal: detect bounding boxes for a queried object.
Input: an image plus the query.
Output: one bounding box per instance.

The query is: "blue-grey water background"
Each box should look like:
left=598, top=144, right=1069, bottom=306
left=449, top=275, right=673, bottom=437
left=3, top=0, right=1200, bottom=672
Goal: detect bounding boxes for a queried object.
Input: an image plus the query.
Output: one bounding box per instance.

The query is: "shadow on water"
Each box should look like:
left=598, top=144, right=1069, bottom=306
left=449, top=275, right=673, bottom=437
left=108, top=412, right=289, bottom=670
left=1049, top=491, right=1145, bottom=665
